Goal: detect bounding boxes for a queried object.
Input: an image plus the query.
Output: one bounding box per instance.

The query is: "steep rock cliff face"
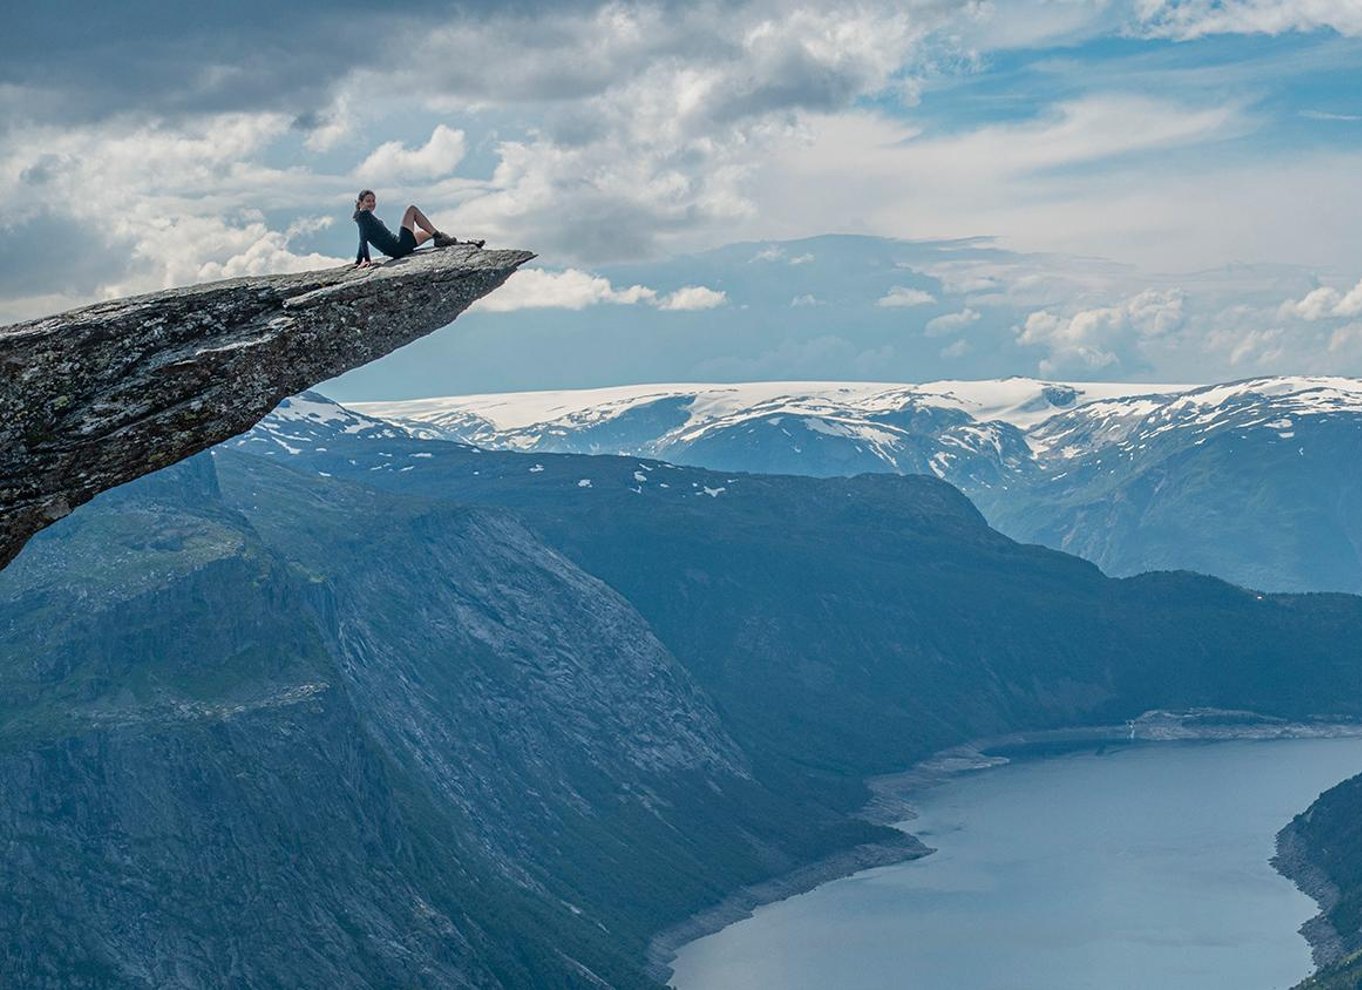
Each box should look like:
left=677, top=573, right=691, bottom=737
left=0, top=452, right=886, bottom=988
left=0, top=246, right=532, bottom=570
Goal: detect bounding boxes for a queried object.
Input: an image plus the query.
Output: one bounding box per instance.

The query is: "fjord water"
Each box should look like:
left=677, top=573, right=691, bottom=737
left=670, top=738, right=1362, bottom=990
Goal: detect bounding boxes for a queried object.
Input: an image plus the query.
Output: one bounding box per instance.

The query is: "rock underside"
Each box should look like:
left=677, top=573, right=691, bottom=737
left=0, top=245, right=533, bottom=569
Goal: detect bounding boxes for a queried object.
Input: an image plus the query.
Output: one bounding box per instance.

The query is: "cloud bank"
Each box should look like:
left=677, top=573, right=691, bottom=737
left=6, top=0, right=1362, bottom=398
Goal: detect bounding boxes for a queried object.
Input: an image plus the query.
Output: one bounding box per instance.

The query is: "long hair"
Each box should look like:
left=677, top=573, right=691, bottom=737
left=353, top=189, right=374, bottom=221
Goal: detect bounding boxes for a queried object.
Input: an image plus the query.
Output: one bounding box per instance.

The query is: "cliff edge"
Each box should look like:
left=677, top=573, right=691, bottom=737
left=0, top=244, right=533, bottom=569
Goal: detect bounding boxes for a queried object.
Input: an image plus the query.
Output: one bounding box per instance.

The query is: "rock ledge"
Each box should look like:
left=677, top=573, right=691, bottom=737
left=0, top=245, right=533, bottom=569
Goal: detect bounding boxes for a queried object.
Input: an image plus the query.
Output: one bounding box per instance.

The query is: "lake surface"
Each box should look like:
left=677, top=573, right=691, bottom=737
left=670, top=738, right=1362, bottom=990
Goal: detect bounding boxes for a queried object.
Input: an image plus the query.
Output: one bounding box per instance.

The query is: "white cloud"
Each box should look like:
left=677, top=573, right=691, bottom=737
left=1017, top=288, right=1186, bottom=374
left=1301, top=110, right=1362, bottom=122
left=0, top=111, right=351, bottom=300
left=285, top=215, right=334, bottom=239
left=902, top=93, right=1244, bottom=175
left=743, top=95, right=1242, bottom=267
left=659, top=285, right=728, bottom=311
left=877, top=285, right=936, bottom=307
left=302, top=94, right=356, bottom=153
left=1339, top=283, right=1362, bottom=318
left=467, top=270, right=726, bottom=313
left=1279, top=278, right=1362, bottom=321
left=746, top=246, right=811, bottom=265
left=401, top=1, right=955, bottom=261
left=924, top=307, right=981, bottom=336
left=790, top=293, right=821, bottom=306
left=922, top=254, right=1135, bottom=307
left=1329, top=322, right=1362, bottom=355
left=940, top=338, right=971, bottom=358
left=470, top=267, right=658, bottom=312
left=1279, top=286, right=1341, bottom=321
left=740, top=97, right=1362, bottom=274
left=357, top=124, right=466, bottom=182
left=194, top=228, right=343, bottom=281
left=1134, top=0, right=1362, bottom=39
left=1204, top=323, right=1288, bottom=369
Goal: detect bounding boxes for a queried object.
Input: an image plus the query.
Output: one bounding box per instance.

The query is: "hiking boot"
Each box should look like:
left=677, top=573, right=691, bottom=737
left=432, top=231, right=457, bottom=248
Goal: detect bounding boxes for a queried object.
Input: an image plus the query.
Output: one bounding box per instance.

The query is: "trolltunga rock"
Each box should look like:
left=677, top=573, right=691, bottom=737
left=0, top=244, right=534, bottom=570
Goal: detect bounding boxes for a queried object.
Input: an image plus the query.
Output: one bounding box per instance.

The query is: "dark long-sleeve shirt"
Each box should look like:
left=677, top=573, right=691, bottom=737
left=354, top=209, right=404, bottom=263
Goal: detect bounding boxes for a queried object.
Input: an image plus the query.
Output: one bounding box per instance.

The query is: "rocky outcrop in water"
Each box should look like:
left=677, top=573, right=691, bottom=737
left=0, top=245, right=532, bottom=570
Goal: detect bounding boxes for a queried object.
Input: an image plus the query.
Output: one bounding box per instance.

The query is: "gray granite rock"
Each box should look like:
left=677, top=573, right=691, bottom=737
left=0, top=245, right=533, bottom=569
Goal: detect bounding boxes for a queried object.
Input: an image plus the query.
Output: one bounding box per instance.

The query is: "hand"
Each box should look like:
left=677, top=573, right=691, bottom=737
left=355, top=259, right=373, bottom=269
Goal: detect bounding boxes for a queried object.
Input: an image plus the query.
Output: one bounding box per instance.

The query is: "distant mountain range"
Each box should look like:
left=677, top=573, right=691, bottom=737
left=6, top=391, right=1362, bottom=986
left=355, top=376, right=1362, bottom=593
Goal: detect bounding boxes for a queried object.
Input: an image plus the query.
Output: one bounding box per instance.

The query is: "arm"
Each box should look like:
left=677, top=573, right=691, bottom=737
left=356, top=233, right=371, bottom=266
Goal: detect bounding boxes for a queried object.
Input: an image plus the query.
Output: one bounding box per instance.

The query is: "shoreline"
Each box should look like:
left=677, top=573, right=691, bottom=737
left=1272, top=822, right=1351, bottom=971
left=650, top=710, right=1362, bottom=987
left=642, top=833, right=928, bottom=984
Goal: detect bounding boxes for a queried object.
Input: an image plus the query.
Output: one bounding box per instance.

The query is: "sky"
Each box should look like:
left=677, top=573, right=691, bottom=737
left=4, top=0, right=1362, bottom=397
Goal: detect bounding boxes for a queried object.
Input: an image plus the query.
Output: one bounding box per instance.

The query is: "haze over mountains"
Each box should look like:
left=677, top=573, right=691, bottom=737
left=355, top=376, right=1362, bottom=594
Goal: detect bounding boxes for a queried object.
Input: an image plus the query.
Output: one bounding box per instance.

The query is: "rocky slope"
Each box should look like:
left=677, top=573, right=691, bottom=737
left=0, top=245, right=532, bottom=571
left=1, top=451, right=886, bottom=988
left=6, top=392, right=1362, bottom=986
left=357, top=376, right=1362, bottom=592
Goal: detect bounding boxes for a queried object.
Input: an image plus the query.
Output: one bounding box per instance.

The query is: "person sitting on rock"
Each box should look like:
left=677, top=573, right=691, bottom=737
left=352, top=189, right=484, bottom=268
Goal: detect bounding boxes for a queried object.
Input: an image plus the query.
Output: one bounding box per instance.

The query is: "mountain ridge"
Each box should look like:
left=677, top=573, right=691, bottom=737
left=354, top=375, right=1362, bottom=592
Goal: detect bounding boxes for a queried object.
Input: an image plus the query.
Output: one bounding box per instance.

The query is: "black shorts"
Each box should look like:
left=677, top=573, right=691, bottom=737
left=391, top=227, right=418, bottom=259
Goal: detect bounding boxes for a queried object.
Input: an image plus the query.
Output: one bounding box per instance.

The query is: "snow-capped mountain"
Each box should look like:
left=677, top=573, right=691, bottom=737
left=235, top=392, right=415, bottom=455
left=347, top=377, right=1362, bottom=593
left=354, top=379, right=1189, bottom=494
left=356, top=377, right=1185, bottom=449
left=1030, top=376, right=1362, bottom=457
left=998, top=376, right=1362, bottom=593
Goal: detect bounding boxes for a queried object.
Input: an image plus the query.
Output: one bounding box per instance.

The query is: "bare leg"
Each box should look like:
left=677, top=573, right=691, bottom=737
left=403, top=205, right=480, bottom=249
left=402, top=204, right=439, bottom=245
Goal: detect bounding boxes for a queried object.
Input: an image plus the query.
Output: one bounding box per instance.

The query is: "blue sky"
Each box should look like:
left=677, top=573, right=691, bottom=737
left=5, top=1, right=1362, bottom=395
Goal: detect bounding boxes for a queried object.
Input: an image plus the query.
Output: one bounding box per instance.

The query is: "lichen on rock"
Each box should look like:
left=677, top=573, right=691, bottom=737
left=0, top=245, right=533, bottom=570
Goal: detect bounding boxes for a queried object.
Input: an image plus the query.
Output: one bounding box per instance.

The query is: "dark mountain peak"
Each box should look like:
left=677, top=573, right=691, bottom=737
left=1040, top=384, right=1078, bottom=408
left=0, top=245, right=533, bottom=570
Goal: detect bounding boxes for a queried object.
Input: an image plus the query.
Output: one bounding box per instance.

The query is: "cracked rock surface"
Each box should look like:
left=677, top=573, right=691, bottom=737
left=0, top=245, right=533, bottom=569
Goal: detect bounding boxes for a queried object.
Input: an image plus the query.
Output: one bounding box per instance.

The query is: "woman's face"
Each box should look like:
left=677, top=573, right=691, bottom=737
left=359, top=192, right=376, bottom=212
